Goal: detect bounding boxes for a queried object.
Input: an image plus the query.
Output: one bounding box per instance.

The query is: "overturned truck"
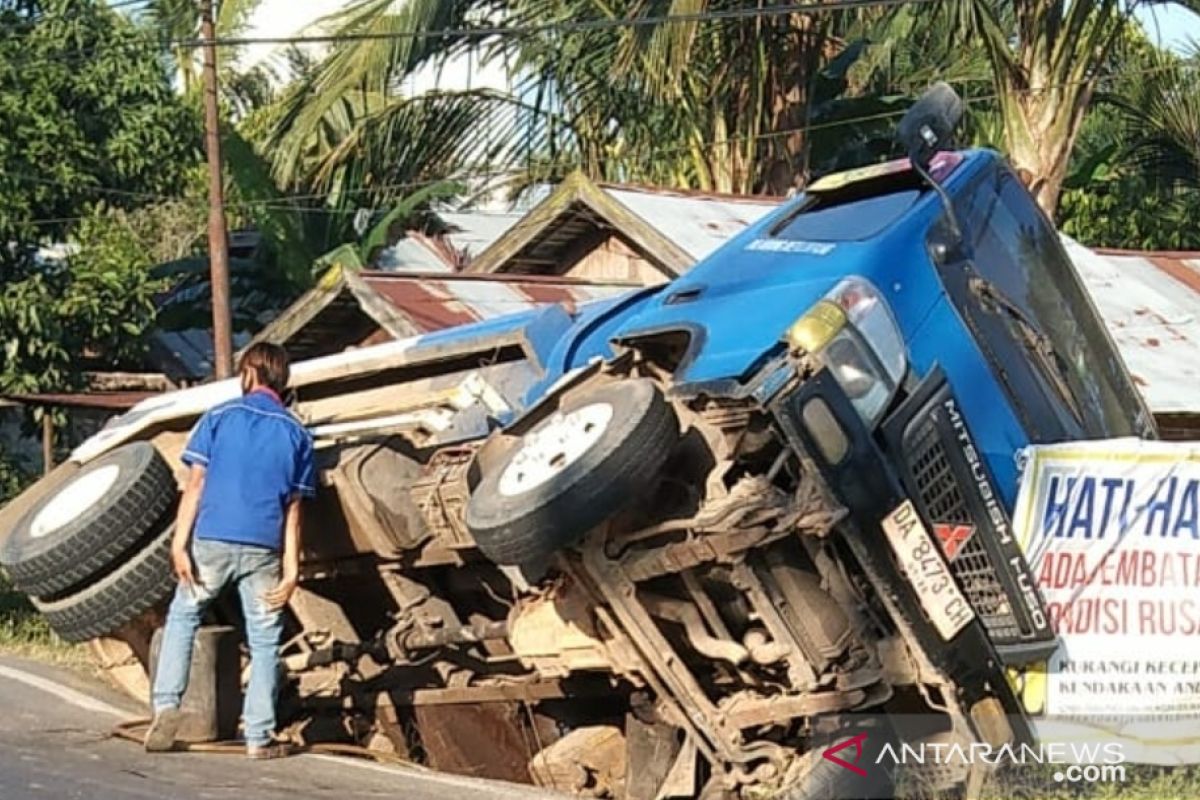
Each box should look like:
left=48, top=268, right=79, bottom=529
left=0, top=85, right=1155, bottom=798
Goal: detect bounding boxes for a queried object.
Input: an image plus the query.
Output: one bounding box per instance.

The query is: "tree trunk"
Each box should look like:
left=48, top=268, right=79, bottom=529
left=1000, top=80, right=1094, bottom=218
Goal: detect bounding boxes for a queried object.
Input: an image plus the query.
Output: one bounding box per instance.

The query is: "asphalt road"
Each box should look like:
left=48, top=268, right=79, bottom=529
left=0, top=654, right=562, bottom=800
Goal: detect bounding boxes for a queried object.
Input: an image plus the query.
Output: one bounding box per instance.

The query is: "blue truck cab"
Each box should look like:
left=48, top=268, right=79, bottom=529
left=540, top=148, right=1150, bottom=503
left=458, top=86, right=1153, bottom=791
left=502, top=144, right=1152, bottom=654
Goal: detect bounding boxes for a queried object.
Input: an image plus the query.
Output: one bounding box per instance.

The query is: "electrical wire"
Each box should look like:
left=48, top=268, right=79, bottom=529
left=0, top=0, right=151, bottom=37
left=0, top=0, right=937, bottom=74
left=1, top=44, right=1190, bottom=223
left=174, top=0, right=942, bottom=49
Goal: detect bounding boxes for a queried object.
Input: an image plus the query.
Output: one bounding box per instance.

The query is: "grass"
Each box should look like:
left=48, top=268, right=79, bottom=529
left=0, top=571, right=88, bottom=667
left=894, top=764, right=1200, bottom=800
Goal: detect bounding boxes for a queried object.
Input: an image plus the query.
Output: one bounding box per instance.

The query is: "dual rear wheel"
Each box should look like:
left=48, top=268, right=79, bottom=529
left=0, top=442, right=177, bottom=642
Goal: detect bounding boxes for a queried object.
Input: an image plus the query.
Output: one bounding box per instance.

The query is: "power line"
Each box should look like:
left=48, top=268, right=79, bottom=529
left=0, top=0, right=149, bottom=36
left=3, top=58, right=1188, bottom=226
left=174, top=0, right=940, bottom=49
left=0, top=0, right=933, bottom=74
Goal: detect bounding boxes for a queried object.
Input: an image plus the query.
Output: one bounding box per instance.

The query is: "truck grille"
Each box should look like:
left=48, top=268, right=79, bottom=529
left=905, top=417, right=1023, bottom=643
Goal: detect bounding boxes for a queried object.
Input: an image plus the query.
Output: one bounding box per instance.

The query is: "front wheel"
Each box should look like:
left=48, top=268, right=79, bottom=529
left=465, top=378, right=679, bottom=566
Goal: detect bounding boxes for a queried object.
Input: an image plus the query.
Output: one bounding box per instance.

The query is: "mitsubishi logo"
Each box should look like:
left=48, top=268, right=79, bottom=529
left=933, top=523, right=975, bottom=560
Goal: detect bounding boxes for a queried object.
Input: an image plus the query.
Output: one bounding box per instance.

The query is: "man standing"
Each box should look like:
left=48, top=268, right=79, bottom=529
left=145, top=343, right=314, bottom=759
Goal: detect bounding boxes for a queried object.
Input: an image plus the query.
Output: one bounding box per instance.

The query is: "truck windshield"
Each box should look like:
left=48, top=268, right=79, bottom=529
left=773, top=172, right=925, bottom=242
left=953, top=167, right=1146, bottom=438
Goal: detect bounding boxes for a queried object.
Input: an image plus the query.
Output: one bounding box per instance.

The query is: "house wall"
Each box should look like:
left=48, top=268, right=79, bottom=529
left=563, top=235, right=671, bottom=285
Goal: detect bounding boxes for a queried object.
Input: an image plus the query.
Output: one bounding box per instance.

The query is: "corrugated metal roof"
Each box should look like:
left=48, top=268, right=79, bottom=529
left=1063, top=239, right=1200, bottom=415
left=372, top=211, right=522, bottom=272
left=5, top=391, right=155, bottom=410
left=602, top=186, right=780, bottom=261
left=149, top=329, right=254, bottom=382
left=373, top=239, right=452, bottom=272
left=441, top=211, right=523, bottom=256
left=360, top=271, right=634, bottom=332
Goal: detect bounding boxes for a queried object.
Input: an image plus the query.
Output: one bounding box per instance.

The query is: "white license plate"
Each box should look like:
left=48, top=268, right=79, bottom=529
left=881, top=500, right=975, bottom=641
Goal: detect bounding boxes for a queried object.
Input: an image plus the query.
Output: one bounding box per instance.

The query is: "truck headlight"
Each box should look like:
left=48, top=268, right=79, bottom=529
left=785, top=277, right=907, bottom=425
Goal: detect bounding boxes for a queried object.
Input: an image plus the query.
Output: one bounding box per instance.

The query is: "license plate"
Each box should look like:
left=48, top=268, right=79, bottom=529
left=881, top=500, right=975, bottom=640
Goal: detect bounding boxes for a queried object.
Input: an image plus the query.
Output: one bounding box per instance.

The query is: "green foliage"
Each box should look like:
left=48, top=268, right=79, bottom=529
left=144, top=0, right=263, bottom=94
left=0, top=206, right=163, bottom=393
left=1057, top=38, right=1200, bottom=248
left=0, top=569, right=80, bottom=661
left=222, top=127, right=315, bottom=285
left=1059, top=179, right=1200, bottom=249
left=264, top=0, right=509, bottom=210
left=0, top=0, right=200, bottom=281
left=0, top=457, right=28, bottom=507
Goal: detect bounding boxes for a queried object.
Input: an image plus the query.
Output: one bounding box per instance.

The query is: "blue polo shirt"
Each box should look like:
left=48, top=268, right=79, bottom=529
left=182, top=389, right=315, bottom=551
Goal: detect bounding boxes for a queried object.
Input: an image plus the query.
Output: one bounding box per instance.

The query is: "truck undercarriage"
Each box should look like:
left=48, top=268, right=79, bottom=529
left=37, top=346, right=1035, bottom=800
left=1, top=85, right=1107, bottom=800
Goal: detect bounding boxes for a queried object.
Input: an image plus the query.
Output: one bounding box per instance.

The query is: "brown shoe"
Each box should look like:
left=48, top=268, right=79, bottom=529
left=246, top=742, right=292, bottom=760
left=143, top=708, right=184, bottom=752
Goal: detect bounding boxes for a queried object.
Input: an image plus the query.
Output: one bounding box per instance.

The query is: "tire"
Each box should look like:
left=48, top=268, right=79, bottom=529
left=466, top=379, right=678, bottom=566
left=777, top=713, right=897, bottom=800
left=0, top=442, right=176, bottom=599
left=32, top=524, right=176, bottom=644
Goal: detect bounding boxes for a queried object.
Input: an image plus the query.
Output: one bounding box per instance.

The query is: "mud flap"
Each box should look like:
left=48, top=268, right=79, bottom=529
left=414, top=702, right=536, bottom=784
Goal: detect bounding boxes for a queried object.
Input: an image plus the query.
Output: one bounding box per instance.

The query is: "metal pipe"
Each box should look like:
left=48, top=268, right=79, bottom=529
left=402, top=620, right=509, bottom=650
left=743, top=628, right=790, bottom=666
left=640, top=593, right=749, bottom=665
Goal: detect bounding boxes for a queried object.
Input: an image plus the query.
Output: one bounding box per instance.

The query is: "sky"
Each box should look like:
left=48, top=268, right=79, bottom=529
left=239, top=0, right=508, bottom=92
left=237, top=2, right=1200, bottom=83
left=1135, top=4, right=1200, bottom=52
left=236, top=1, right=1200, bottom=80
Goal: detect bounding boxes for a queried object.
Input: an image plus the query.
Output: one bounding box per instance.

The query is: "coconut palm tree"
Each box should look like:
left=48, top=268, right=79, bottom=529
left=933, top=0, right=1200, bottom=216
left=267, top=0, right=891, bottom=199
left=261, top=0, right=526, bottom=215
left=1118, top=45, right=1200, bottom=190
left=143, top=0, right=263, bottom=94
left=1056, top=40, right=1200, bottom=248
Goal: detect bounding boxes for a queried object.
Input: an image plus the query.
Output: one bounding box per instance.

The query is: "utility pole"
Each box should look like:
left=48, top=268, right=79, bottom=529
left=201, top=0, right=233, bottom=379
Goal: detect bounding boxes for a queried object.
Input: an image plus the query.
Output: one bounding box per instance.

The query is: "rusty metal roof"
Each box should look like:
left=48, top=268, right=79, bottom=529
left=1064, top=240, right=1200, bottom=415
left=361, top=271, right=632, bottom=332
left=4, top=391, right=156, bottom=410
left=465, top=173, right=784, bottom=276
left=250, top=267, right=638, bottom=362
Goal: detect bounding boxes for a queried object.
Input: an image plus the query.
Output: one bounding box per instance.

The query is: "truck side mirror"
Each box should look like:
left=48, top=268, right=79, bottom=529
left=899, top=82, right=968, bottom=253
left=897, top=82, right=964, bottom=169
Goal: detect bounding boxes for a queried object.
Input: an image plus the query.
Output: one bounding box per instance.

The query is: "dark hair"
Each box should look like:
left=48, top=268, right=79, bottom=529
left=238, top=343, right=290, bottom=395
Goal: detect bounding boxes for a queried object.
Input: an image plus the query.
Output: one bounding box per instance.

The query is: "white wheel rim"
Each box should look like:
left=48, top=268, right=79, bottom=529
left=29, top=464, right=121, bottom=539
left=498, top=402, right=614, bottom=497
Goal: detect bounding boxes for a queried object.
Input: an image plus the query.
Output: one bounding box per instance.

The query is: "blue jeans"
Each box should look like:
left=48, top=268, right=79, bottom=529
left=152, top=539, right=284, bottom=747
